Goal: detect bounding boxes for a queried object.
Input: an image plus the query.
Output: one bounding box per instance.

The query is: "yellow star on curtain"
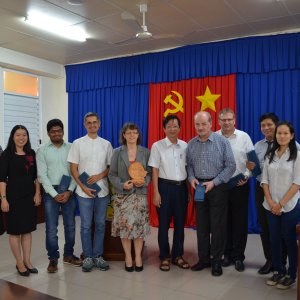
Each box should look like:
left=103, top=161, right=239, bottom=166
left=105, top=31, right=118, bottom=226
left=196, top=86, right=221, bottom=112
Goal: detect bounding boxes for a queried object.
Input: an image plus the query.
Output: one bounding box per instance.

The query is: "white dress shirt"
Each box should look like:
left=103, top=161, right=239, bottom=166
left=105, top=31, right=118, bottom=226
left=217, top=129, right=254, bottom=177
left=67, top=135, right=113, bottom=198
left=261, top=149, right=300, bottom=212
left=148, top=137, right=187, bottom=181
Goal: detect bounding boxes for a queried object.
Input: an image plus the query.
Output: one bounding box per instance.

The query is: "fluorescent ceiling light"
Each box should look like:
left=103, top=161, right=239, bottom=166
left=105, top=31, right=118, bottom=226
left=24, top=11, right=87, bottom=42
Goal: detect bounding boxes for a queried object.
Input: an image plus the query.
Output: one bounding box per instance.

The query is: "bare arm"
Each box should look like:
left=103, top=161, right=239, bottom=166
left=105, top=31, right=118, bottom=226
left=152, top=167, right=161, bottom=207
left=0, top=182, right=9, bottom=212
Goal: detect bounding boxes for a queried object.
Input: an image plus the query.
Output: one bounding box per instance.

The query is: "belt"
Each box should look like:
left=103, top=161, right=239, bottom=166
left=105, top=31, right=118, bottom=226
left=158, top=178, right=186, bottom=186
left=197, top=178, right=214, bottom=182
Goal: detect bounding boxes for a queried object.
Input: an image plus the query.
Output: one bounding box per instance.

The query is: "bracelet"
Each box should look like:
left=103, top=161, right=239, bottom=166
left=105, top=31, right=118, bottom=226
left=1, top=195, right=6, bottom=198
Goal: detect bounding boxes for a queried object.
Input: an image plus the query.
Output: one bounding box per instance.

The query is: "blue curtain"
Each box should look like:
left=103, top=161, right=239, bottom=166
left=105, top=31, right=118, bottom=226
left=66, top=32, right=300, bottom=233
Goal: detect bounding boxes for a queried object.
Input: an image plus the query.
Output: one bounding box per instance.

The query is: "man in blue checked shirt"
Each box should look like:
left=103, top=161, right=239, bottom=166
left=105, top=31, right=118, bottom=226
left=37, top=119, right=82, bottom=273
left=187, top=111, right=236, bottom=277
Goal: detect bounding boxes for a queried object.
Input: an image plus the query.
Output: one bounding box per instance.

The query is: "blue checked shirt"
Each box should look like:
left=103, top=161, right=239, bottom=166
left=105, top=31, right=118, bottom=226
left=187, top=132, right=236, bottom=186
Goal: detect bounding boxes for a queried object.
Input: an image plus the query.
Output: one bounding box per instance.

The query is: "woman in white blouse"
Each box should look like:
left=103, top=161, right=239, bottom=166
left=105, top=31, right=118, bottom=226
left=262, top=121, right=300, bottom=290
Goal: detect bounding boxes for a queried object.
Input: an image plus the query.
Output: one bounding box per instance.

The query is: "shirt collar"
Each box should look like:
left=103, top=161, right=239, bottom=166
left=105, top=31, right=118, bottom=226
left=46, top=140, right=66, bottom=148
left=165, top=137, right=179, bottom=147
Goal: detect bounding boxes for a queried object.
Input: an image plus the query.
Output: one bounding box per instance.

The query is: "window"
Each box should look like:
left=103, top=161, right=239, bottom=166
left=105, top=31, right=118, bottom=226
left=3, top=70, right=40, bottom=150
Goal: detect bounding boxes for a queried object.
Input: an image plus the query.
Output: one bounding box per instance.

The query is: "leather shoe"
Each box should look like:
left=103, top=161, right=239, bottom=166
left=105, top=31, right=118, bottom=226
left=125, top=263, right=134, bottom=272
left=222, top=256, right=232, bottom=267
left=234, top=260, right=245, bottom=272
left=211, top=262, right=222, bottom=276
left=258, top=261, right=272, bottom=275
left=135, top=265, right=143, bottom=272
left=26, top=266, right=38, bottom=274
left=191, top=261, right=211, bottom=271
left=16, top=265, right=30, bottom=277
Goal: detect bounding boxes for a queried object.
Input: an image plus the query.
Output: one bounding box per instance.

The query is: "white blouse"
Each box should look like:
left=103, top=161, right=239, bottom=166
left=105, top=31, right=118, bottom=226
left=261, top=149, right=300, bottom=212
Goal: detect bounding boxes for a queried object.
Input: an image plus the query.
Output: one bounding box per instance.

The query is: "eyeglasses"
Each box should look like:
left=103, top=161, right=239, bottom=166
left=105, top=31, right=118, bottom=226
left=219, top=118, right=234, bottom=122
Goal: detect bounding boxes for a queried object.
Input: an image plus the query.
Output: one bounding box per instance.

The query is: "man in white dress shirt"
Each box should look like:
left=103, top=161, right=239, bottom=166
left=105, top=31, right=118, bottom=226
left=217, top=108, right=254, bottom=272
left=68, top=112, right=113, bottom=272
left=148, top=115, right=189, bottom=272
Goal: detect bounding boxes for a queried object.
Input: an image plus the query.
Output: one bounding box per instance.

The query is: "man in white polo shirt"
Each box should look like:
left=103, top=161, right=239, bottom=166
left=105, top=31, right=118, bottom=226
left=68, top=112, right=113, bottom=272
left=217, top=108, right=254, bottom=272
left=149, top=115, right=189, bottom=272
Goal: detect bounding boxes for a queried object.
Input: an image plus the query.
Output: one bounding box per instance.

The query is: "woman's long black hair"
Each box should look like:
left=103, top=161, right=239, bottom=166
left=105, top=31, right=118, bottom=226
left=5, top=125, right=32, bottom=154
left=266, top=121, right=297, bottom=164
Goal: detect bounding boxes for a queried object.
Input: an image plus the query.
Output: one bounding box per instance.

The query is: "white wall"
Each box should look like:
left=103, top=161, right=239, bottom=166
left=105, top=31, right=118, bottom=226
left=0, top=47, right=68, bottom=145
left=40, top=76, right=68, bottom=143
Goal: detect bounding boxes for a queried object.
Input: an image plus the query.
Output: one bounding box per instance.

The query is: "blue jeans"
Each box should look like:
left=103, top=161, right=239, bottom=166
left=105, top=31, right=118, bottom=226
left=267, top=200, right=300, bottom=279
left=44, top=192, right=76, bottom=260
left=77, top=194, right=109, bottom=258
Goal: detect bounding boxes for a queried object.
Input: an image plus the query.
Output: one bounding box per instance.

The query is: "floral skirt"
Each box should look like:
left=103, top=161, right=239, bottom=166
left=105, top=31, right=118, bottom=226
left=111, top=193, right=150, bottom=239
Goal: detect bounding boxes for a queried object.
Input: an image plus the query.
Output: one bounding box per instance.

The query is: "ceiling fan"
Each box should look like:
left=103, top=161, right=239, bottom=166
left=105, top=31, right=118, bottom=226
left=119, top=3, right=152, bottom=44
left=116, top=3, right=178, bottom=45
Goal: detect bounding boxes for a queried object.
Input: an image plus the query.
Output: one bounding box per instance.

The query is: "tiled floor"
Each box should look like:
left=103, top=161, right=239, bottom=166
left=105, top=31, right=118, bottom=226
left=0, top=217, right=297, bottom=300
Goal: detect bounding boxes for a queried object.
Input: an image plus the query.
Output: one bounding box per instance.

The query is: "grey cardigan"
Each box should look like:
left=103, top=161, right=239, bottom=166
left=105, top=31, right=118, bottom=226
left=108, top=145, right=151, bottom=195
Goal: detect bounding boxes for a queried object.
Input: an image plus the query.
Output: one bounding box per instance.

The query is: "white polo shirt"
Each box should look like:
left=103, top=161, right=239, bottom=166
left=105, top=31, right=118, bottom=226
left=67, top=135, right=113, bottom=198
left=217, top=129, right=254, bottom=178
left=148, top=137, right=187, bottom=181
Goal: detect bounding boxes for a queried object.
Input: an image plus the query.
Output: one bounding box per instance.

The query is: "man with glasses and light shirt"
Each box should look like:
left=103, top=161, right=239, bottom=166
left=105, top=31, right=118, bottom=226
left=149, top=115, right=190, bottom=272
left=187, top=111, right=235, bottom=276
left=68, top=112, right=113, bottom=272
left=37, top=119, right=82, bottom=273
left=217, top=108, right=255, bottom=272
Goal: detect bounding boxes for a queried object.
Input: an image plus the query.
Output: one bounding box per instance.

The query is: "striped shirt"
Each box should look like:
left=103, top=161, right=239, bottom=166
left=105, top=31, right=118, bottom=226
left=186, top=132, right=236, bottom=186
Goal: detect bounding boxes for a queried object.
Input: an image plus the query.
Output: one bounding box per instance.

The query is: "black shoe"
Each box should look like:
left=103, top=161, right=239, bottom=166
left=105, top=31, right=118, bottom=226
left=191, top=261, right=211, bottom=271
left=211, top=262, right=223, bottom=276
left=234, top=260, right=245, bottom=272
left=125, top=263, right=134, bottom=272
left=25, top=266, right=38, bottom=274
left=258, top=261, right=272, bottom=275
left=222, top=256, right=232, bottom=267
left=135, top=265, right=143, bottom=272
left=16, top=265, right=30, bottom=277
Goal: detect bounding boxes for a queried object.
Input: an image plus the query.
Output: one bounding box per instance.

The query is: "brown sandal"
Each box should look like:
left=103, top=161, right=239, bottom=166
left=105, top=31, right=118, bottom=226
left=172, top=256, right=190, bottom=269
left=159, top=259, right=170, bottom=272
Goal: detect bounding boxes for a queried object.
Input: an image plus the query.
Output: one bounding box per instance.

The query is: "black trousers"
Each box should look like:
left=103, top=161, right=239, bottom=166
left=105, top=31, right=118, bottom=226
left=156, top=180, right=188, bottom=261
left=255, top=183, right=287, bottom=264
left=224, top=184, right=249, bottom=261
left=195, top=183, right=228, bottom=263
left=255, top=183, right=272, bottom=261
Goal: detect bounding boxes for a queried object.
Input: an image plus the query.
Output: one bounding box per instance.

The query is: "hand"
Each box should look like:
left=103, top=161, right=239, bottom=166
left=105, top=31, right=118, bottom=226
left=153, top=191, right=161, bottom=207
left=190, top=178, right=199, bottom=189
left=87, top=175, right=100, bottom=185
left=82, top=186, right=96, bottom=198
left=34, top=193, right=41, bottom=206
left=202, top=180, right=214, bottom=193
left=246, top=161, right=256, bottom=171
left=1, top=198, right=9, bottom=212
left=55, top=191, right=71, bottom=203
left=271, top=203, right=282, bottom=215
left=236, top=177, right=248, bottom=186
left=123, top=180, right=134, bottom=190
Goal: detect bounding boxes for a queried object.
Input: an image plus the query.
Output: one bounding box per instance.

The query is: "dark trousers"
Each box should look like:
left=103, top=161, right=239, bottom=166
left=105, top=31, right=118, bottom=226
left=255, top=183, right=272, bottom=261
left=156, top=181, right=188, bottom=261
left=255, top=183, right=287, bottom=264
left=267, top=200, right=300, bottom=279
left=224, top=184, right=249, bottom=261
left=195, top=183, right=228, bottom=263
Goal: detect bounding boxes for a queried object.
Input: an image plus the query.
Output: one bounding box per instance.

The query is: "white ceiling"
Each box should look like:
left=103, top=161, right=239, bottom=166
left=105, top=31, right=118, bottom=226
left=0, top=0, right=299, bottom=65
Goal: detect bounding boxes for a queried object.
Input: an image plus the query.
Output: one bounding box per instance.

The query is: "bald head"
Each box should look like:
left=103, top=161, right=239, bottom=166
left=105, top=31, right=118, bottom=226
left=194, top=111, right=212, bottom=141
